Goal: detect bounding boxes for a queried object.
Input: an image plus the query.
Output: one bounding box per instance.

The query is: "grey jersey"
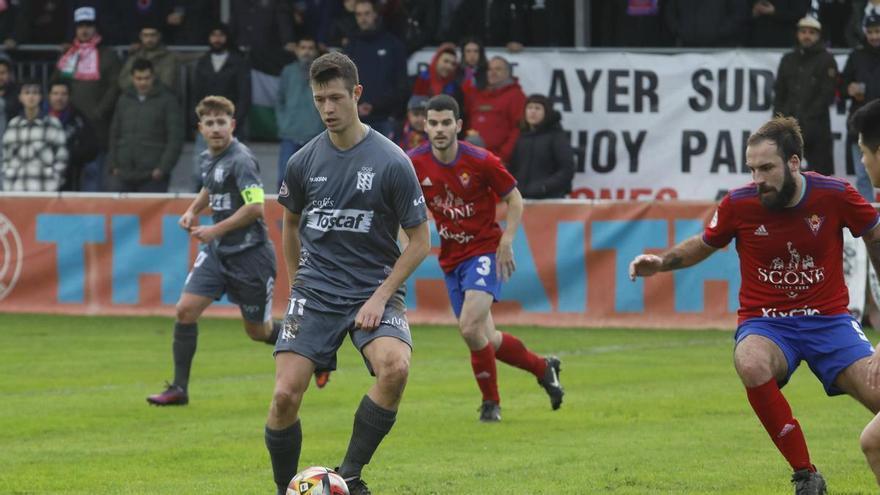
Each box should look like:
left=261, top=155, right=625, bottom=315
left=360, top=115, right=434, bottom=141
left=199, top=139, right=269, bottom=256
left=278, top=127, right=428, bottom=304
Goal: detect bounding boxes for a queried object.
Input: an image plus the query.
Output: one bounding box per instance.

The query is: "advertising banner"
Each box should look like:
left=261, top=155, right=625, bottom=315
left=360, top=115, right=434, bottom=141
left=410, top=49, right=856, bottom=200
left=0, top=195, right=740, bottom=328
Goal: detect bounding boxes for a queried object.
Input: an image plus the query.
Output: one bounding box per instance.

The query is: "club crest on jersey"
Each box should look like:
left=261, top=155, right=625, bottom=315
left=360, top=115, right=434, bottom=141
left=804, top=214, right=824, bottom=236
left=278, top=181, right=289, bottom=197
left=458, top=171, right=471, bottom=188
left=214, top=166, right=224, bottom=183
left=357, top=166, right=375, bottom=192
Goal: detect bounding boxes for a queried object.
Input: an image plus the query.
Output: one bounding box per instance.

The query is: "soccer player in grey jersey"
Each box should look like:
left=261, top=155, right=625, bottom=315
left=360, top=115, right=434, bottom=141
left=147, top=96, right=280, bottom=406
left=265, top=52, right=430, bottom=495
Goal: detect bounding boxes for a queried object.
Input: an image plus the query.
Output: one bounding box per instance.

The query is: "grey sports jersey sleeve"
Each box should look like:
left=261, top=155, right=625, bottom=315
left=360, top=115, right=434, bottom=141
left=386, top=155, right=428, bottom=229
left=278, top=151, right=306, bottom=214
left=234, top=154, right=264, bottom=195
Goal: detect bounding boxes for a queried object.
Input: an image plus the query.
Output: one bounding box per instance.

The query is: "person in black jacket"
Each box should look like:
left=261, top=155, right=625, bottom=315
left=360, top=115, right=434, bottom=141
left=841, top=12, right=880, bottom=200
left=773, top=16, right=837, bottom=176
left=190, top=22, right=251, bottom=189
left=507, top=94, right=574, bottom=199
left=45, top=80, right=98, bottom=191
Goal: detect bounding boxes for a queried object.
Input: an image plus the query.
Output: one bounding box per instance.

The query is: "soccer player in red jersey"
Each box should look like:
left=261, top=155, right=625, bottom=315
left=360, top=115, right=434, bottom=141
left=630, top=116, right=880, bottom=494
left=407, top=94, right=564, bottom=422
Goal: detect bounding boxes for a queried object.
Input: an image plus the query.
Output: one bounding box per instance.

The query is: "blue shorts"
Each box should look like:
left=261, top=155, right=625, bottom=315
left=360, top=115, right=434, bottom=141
left=443, top=253, right=503, bottom=318
left=735, top=314, right=874, bottom=396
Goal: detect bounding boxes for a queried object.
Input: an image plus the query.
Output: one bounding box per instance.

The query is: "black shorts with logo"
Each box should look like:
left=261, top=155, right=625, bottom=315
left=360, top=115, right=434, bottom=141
left=275, top=286, right=413, bottom=374
left=183, top=242, right=276, bottom=322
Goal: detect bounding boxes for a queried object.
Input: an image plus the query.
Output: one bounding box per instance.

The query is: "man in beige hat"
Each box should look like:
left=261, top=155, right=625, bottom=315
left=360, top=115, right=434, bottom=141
left=772, top=15, right=838, bottom=176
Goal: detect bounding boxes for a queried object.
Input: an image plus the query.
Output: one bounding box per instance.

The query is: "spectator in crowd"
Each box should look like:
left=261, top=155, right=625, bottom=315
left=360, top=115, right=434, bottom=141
left=274, top=35, right=324, bottom=190
left=841, top=12, right=880, bottom=200
left=507, top=94, right=574, bottom=199
left=448, top=0, right=528, bottom=52
left=748, top=0, right=811, bottom=47
left=165, top=0, right=218, bottom=45
left=55, top=6, right=121, bottom=191
left=13, top=0, right=69, bottom=46
left=328, top=0, right=358, bottom=48
left=772, top=16, right=837, bottom=176
left=2, top=80, right=68, bottom=192
left=191, top=22, right=250, bottom=189
left=118, top=23, right=182, bottom=95
left=411, top=43, right=465, bottom=114
left=459, top=37, right=488, bottom=91
left=847, top=0, right=880, bottom=47
left=68, top=1, right=127, bottom=45
left=45, top=80, right=98, bottom=191
left=463, top=56, right=526, bottom=164
left=397, top=94, right=428, bottom=152
left=0, top=54, right=20, bottom=124
left=107, top=58, right=183, bottom=193
left=230, top=0, right=294, bottom=75
left=0, top=53, right=18, bottom=180
left=346, top=0, right=408, bottom=138
left=664, top=0, right=748, bottom=47
left=594, top=0, right=673, bottom=47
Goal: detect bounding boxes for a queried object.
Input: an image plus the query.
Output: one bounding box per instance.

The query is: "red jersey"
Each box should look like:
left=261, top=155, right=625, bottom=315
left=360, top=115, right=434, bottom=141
left=703, top=172, right=879, bottom=324
left=408, top=141, right=517, bottom=272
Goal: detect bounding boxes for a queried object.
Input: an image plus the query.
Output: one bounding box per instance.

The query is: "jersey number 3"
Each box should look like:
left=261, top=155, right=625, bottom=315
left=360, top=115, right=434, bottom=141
left=476, top=256, right=492, bottom=276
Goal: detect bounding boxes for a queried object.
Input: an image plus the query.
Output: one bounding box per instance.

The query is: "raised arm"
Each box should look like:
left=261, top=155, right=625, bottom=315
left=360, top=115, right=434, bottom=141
left=628, top=234, right=718, bottom=280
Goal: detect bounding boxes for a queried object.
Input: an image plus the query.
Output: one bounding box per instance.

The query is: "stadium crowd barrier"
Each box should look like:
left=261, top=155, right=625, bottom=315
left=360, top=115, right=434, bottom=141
left=0, top=194, right=740, bottom=328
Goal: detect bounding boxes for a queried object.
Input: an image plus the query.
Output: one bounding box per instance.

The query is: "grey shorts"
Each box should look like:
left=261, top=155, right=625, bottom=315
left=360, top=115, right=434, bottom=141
left=183, top=243, right=276, bottom=322
left=275, top=288, right=413, bottom=374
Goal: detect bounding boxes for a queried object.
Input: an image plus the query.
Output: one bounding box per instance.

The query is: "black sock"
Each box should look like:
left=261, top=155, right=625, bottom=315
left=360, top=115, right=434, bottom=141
left=266, top=320, right=281, bottom=345
left=339, top=395, right=397, bottom=480
left=172, top=322, right=198, bottom=391
left=265, top=420, right=302, bottom=493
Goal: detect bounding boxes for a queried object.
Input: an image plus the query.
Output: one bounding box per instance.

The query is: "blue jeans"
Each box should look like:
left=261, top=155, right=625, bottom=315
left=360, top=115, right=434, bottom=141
left=277, top=139, right=304, bottom=191
left=80, top=152, right=106, bottom=192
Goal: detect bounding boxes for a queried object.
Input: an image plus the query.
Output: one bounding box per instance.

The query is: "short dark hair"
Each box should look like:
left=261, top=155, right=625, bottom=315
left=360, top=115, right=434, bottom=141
left=426, top=94, right=460, bottom=120
left=18, top=78, right=41, bottom=94
left=853, top=100, right=880, bottom=153
left=49, top=80, right=71, bottom=93
left=309, top=52, right=358, bottom=92
left=131, top=58, right=154, bottom=74
left=747, top=115, right=804, bottom=163
left=296, top=34, right=317, bottom=45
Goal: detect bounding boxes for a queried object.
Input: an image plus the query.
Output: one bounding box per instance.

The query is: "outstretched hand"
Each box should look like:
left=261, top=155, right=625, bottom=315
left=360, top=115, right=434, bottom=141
left=628, top=254, right=664, bottom=281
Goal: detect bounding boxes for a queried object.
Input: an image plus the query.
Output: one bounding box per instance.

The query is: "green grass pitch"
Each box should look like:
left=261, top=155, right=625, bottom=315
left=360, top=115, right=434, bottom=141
left=1, top=313, right=878, bottom=494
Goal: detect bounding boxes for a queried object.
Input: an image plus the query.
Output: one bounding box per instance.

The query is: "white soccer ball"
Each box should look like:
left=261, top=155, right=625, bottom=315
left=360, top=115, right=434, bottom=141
left=287, top=466, right=350, bottom=495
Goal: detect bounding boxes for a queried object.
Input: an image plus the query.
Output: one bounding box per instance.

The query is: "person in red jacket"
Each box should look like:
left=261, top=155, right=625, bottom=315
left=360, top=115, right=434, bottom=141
left=462, top=56, right=526, bottom=164
left=411, top=43, right=463, bottom=103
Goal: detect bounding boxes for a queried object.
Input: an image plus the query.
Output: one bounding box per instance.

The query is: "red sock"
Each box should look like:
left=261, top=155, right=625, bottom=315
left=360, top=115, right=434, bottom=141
left=470, top=344, right=499, bottom=403
left=494, top=332, right=547, bottom=379
left=746, top=379, right=814, bottom=472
